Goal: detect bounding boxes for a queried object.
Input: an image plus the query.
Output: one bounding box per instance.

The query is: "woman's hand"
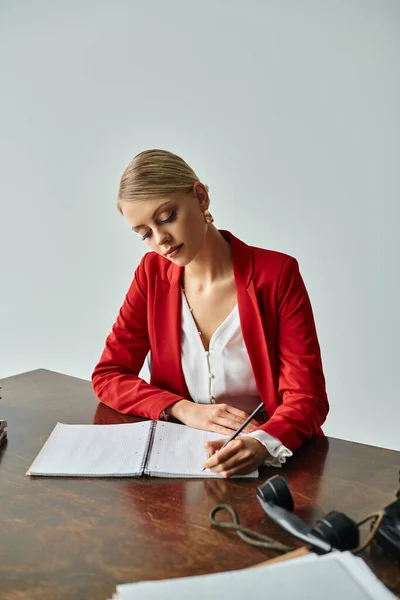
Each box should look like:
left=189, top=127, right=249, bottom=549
left=165, top=400, right=260, bottom=435
left=203, top=436, right=268, bottom=477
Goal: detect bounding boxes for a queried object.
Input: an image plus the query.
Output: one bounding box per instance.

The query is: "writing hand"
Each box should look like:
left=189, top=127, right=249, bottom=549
left=203, top=436, right=268, bottom=477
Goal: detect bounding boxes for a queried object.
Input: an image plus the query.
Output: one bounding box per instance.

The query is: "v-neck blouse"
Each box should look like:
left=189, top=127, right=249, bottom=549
left=180, top=289, right=291, bottom=467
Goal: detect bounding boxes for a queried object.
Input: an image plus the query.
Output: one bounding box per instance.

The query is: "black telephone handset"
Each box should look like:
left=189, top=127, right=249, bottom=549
left=373, top=488, right=400, bottom=565
left=257, top=475, right=400, bottom=563
left=256, top=475, right=359, bottom=554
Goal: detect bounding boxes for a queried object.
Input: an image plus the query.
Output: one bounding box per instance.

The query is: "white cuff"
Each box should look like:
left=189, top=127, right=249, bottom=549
left=246, top=430, right=293, bottom=467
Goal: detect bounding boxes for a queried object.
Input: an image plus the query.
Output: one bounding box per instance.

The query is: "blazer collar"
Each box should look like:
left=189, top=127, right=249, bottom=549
left=165, top=230, right=254, bottom=288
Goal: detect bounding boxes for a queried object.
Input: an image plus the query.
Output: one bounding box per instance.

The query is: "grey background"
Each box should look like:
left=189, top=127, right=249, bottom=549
left=1, top=0, right=399, bottom=450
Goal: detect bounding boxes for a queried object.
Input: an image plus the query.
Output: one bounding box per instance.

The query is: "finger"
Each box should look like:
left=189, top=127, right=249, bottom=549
left=203, top=439, right=244, bottom=469
left=223, top=405, right=253, bottom=421
left=204, top=439, right=225, bottom=457
left=208, top=423, right=240, bottom=437
left=204, top=439, right=229, bottom=461
left=216, top=406, right=260, bottom=432
left=214, top=416, right=257, bottom=434
left=243, top=423, right=259, bottom=433
left=208, top=445, right=253, bottom=473
left=220, top=458, right=256, bottom=478
left=205, top=437, right=260, bottom=471
left=223, top=406, right=264, bottom=428
left=213, top=407, right=246, bottom=428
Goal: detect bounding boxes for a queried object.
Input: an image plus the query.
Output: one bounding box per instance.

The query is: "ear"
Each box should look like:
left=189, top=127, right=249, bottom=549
left=193, top=182, right=209, bottom=212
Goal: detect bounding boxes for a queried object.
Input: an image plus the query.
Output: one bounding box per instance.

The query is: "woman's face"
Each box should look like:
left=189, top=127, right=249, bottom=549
left=120, top=184, right=209, bottom=266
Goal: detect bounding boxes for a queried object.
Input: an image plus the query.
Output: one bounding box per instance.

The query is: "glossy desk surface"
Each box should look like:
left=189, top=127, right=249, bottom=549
left=1, top=369, right=399, bottom=599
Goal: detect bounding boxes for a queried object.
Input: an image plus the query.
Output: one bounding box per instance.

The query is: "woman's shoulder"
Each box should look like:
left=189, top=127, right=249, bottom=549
left=252, top=244, right=298, bottom=269
left=250, top=245, right=299, bottom=286
left=251, top=243, right=295, bottom=263
left=227, top=230, right=298, bottom=273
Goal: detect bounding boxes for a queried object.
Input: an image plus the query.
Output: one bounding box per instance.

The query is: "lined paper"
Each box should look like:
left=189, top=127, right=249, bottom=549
left=27, top=421, right=153, bottom=476
left=26, top=421, right=258, bottom=478
left=145, top=421, right=258, bottom=478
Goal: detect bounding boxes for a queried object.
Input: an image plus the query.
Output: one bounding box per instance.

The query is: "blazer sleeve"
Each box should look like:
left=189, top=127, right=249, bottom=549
left=260, top=256, right=329, bottom=451
left=91, top=255, right=185, bottom=419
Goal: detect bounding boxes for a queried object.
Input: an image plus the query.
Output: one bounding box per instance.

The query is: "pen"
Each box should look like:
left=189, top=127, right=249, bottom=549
left=202, top=401, right=265, bottom=471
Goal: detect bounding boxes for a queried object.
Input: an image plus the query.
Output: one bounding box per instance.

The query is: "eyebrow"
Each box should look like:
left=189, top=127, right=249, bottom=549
left=131, top=201, right=173, bottom=231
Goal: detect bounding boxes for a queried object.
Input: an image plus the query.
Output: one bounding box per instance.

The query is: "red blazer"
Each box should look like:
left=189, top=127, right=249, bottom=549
left=92, top=231, right=329, bottom=452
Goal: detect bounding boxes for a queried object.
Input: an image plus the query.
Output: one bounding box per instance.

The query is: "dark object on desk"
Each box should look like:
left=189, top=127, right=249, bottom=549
left=210, top=503, right=293, bottom=552
left=373, top=491, right=400, bottom=565
left=257, top=475, right=400, bottom=565
left=256, top=475, right=360, bottom=553
left=0, top=420, right=7, bottom=446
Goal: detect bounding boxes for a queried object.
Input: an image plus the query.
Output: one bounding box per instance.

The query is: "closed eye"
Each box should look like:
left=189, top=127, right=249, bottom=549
left=162, top=212, right=175, bottom=224
left=140, top=210, right=176, bottom=241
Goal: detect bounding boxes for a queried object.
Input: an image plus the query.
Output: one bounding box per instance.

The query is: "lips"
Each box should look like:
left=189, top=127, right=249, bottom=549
left=164, top=244, right=183, bottom=258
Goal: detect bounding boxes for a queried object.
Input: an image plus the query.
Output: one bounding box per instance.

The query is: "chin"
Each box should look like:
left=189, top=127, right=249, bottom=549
left=162, top=243, right=199, bottom=266
left=171, top=255, right=192, bottom=267
left=171, top=253, right=196, bottom=267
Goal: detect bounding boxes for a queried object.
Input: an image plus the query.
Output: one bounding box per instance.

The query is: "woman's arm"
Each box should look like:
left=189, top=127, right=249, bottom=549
left=258, top=256, right=329, bottom=450
left=91, top=256, right=185, bottom=419
left=203, top=256, right=329, bottom=477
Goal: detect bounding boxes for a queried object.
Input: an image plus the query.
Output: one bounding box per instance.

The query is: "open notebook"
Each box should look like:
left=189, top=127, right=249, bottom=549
left=26, top=421, right=258, bottom=478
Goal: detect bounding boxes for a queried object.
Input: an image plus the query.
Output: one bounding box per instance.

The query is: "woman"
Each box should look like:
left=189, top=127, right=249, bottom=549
left=92, top=149, right=329, bottom=477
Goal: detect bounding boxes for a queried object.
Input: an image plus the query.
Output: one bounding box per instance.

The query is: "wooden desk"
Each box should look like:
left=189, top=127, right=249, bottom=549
left=0, top=369, right=399, bottom=599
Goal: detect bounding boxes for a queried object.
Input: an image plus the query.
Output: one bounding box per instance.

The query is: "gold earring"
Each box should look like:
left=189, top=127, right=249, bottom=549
left=203, top=210, right=214, bottom=224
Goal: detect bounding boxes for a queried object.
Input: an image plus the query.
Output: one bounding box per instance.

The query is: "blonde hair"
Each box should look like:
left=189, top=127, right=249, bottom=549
left=117, top=149, right=209, bottom=213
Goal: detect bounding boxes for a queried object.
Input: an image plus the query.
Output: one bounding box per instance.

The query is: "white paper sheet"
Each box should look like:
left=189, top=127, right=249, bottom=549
left=114, top=551, right=396, bottom=600
left=26, top=421, right=153, bottom=476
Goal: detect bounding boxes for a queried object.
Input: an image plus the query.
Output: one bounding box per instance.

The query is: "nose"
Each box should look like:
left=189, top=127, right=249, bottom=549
left=154, top=227, right=170, bottom=247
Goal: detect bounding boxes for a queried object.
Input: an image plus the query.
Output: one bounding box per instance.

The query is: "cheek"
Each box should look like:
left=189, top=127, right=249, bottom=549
left=147, top=239, right=161, bottom=253
left=182, top=210, right=204, bottom=236
left=181, top=217, right=207, bottom=255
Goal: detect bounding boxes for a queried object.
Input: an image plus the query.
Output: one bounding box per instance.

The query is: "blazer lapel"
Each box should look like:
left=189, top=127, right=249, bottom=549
left=224, top=231, right=277, bottom=418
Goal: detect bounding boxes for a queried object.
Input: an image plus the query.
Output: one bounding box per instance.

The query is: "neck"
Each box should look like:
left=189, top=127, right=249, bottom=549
left=183, top=226, right=233, bottom=289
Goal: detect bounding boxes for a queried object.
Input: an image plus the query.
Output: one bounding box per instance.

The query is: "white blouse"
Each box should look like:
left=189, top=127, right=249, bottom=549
left=180, top=290, right=292, bottom=467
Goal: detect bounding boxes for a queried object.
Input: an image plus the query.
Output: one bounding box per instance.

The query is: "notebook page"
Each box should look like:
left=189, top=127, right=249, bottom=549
left=26, top=421, right=153, bottom=477
left=144, top=421, right=258, bottom=478
left=114, top=551, right=396, bottom=600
